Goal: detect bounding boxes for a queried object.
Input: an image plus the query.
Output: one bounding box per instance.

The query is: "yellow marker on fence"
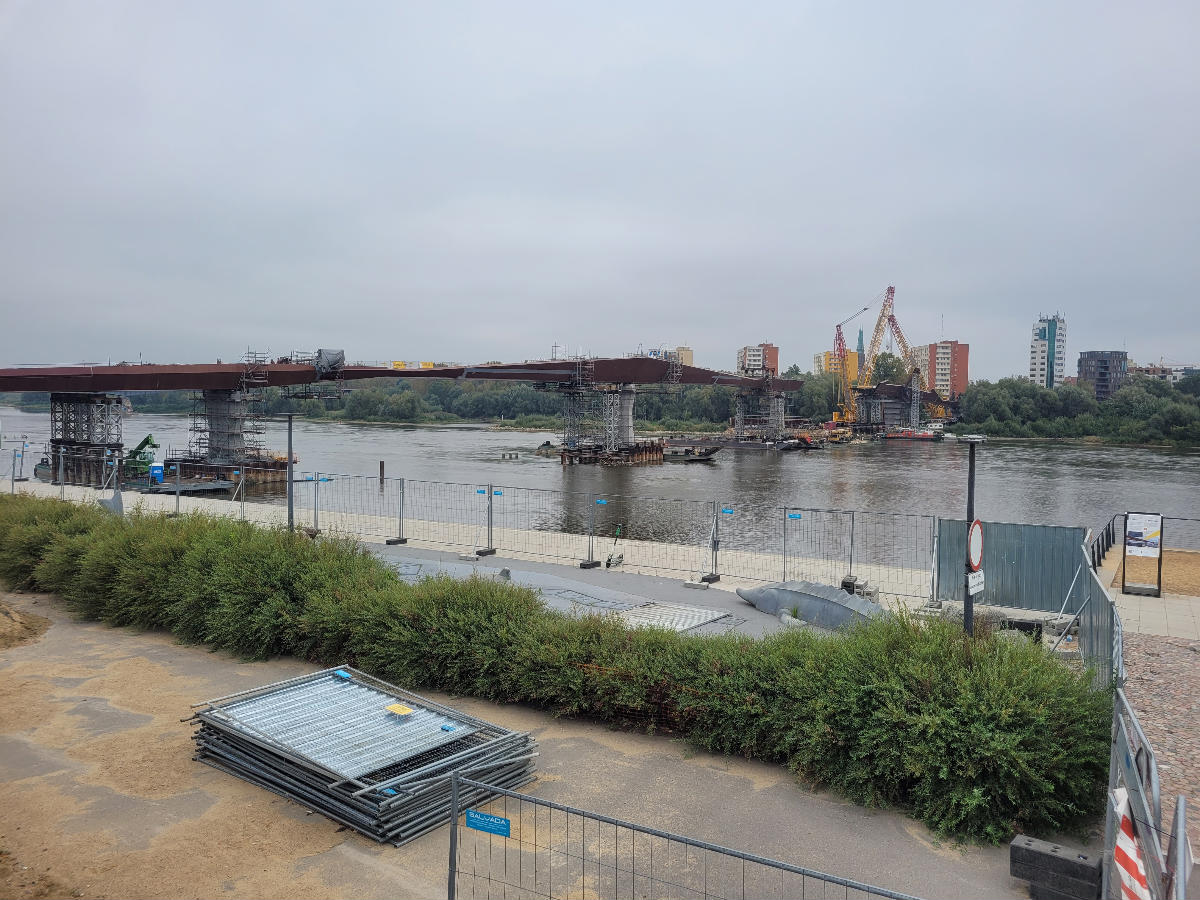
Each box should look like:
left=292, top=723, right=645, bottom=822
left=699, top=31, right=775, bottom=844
left=386, top=703, right=413, bottom=717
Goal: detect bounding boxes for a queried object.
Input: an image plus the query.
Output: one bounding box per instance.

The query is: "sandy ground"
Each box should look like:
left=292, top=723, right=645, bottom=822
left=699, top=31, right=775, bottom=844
left=1115, top=549, right=1200, bottom=597
left=0, top=590, right=1034, bottom=900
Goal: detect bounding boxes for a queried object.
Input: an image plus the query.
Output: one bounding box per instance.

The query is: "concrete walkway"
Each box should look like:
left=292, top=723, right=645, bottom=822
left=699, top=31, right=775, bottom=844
left=0, top=590, right=1030, bottom=900
left=1096, top=554, right=1200, bottom=640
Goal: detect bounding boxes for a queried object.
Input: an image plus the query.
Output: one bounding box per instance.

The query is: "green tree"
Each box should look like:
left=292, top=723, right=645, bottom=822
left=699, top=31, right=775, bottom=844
left=868, top=352, right=908, bottom=385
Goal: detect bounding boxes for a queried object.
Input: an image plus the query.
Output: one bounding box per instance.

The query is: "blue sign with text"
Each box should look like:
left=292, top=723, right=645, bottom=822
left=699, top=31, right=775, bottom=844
left=150, top=465, right=164, bottom=484
left=721, top=507, right=734, bottom=515
left=595, top=498, right=608, bottom=505
left=465, top=809, right=511, bottom=837
left=787, top=512, right=803, bottom=520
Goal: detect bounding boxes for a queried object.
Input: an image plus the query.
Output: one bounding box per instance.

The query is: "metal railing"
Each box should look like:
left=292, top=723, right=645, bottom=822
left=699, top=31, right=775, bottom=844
left=447, top=774, right=923, bottom=900
left=1083, top=540, right=1190, bottom=899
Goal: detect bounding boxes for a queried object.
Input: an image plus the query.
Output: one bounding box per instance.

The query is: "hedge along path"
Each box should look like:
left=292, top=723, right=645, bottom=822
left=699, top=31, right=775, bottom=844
left=0, top=494, right=1112, bottom=845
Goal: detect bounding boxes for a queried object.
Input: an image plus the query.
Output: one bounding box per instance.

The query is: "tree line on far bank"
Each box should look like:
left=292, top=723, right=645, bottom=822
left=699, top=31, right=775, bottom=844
left=954, top=374, right=1200, bottom=444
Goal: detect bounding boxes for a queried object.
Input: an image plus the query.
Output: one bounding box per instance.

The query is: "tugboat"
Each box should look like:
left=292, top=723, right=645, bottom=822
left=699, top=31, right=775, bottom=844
left=662, top=445, right=721, bottom=462
left=881, top=427, right=945, bottom=441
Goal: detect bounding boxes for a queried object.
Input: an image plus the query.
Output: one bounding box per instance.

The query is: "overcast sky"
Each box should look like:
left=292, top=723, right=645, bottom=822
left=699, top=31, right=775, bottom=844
left=1, top=2, right=1197, bottom=380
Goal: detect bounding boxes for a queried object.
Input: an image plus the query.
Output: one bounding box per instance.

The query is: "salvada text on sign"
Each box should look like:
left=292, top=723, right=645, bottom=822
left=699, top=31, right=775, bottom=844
left=465, top=809, right=511, bottom=837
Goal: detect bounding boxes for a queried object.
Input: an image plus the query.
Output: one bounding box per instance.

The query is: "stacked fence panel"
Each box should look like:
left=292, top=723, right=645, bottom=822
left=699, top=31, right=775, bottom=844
left=191, top=667, right=536, bottom=846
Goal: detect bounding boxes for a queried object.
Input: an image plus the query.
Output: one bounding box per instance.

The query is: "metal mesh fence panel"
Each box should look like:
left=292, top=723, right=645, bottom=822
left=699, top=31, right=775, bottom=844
left=448, top=776, right=921, bottom=900
left=584, top=493, right=713, bottom=579
left=289, top=472, right=404, bottom=539
left=783, top=508, right=854, bottom=589
left=489, top=485, right=591, bottom=566
left=397, top=479, right=491, bottom=552
left=848, top=512, right=936, bottom=601
left=712, top=502, right=783, bottom=585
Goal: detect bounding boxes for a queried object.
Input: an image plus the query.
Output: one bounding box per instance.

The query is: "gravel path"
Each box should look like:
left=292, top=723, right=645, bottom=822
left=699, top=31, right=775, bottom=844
left=1122, top=631, right=1200, bottom=843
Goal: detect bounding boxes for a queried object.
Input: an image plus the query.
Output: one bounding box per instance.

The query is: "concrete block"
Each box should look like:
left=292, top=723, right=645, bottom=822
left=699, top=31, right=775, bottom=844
left=1029, top=881, right=1096, bottom=900
left=1010, top=859, right=1100, bottom=899
left=1010, top=835, right=1101, bottom=889
left=683, top=580, right=710, bottom=590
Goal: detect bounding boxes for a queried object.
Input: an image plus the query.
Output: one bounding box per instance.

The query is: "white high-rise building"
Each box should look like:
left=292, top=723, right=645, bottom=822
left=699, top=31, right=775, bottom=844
left=1029, top=314, right=1067, bottom=389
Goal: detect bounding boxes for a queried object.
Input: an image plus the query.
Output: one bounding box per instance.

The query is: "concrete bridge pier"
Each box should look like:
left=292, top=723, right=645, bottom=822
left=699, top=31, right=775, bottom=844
left=201, top=389, right=249, bottom=464
left=617, top=384, right=636, bottom=448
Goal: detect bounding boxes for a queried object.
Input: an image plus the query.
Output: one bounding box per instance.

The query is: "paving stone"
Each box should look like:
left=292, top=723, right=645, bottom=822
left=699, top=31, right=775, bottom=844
left=1122, top=632, right=1200, bottom=840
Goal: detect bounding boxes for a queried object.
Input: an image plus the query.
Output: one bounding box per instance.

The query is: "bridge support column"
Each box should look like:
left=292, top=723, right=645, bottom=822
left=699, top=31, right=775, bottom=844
left=202, top=389, right=249, bottom=464
left=617, top=384, right=636, bottom=448
left=562, top=390, right=589, bottom=449
left=768, top=393, right=786, bottom=441
left=49, top=392, right=124, bottom=486
left=734, top=394, right=747, bottom=440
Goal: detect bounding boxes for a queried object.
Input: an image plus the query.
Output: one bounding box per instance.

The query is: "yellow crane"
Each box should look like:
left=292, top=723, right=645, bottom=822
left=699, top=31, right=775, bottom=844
left=859, top=286, right=949, bottom=421
left=831, top=305, right=871, bottom=424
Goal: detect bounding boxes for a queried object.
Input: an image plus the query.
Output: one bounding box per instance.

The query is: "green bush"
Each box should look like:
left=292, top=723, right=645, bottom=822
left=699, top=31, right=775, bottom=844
left=0, top=494, right=1111, bottom=843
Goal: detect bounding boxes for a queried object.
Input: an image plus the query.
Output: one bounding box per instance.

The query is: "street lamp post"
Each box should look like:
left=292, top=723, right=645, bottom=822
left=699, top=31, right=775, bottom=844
left=961, top=436, right=986, bottom=636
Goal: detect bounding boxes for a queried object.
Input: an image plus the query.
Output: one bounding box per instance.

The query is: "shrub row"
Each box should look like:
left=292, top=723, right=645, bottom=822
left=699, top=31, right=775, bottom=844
left=0, top=494, right=1111, bottom=843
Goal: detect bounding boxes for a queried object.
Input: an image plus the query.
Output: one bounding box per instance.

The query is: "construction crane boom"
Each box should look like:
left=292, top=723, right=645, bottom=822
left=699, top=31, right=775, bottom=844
left=833, top=305, right=871, bottom=424
left=860, top=286, right=895, bottom=388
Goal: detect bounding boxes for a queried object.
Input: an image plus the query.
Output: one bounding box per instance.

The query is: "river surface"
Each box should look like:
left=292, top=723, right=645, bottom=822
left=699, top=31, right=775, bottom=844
left=3, top=406, right=1197, bottom=533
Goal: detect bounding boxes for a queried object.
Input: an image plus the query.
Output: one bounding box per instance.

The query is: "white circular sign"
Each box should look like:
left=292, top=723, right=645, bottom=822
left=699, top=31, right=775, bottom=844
left=967, top=519, right=984, bottom=571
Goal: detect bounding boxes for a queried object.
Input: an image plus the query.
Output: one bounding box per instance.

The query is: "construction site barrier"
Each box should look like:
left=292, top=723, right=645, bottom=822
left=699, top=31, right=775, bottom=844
left=446, top=773, right=923, bottom=900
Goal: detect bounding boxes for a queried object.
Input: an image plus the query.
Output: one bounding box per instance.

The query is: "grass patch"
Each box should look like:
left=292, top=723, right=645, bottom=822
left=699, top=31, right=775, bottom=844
left=0, top=494, right=1111, bottom=843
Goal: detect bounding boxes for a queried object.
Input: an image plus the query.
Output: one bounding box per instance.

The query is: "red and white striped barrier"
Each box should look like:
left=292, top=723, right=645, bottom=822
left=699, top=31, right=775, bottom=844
left=1113, top=787, right=1152, bottom=900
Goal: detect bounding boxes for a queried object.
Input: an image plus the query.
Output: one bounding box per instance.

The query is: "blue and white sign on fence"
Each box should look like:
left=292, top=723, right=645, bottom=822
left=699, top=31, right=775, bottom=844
left=149, top=465, right=164, bottom=484
left=787, top=512, right=803, bottom=520
left=493, top=490, right=503, bottom=496
left=477, top=488, right=486, bottom=495
left=465, top=809, right=511, bottom=837
left=595, top=498, right=608, bottom=505
left=721, top=507, right=734, bottom=515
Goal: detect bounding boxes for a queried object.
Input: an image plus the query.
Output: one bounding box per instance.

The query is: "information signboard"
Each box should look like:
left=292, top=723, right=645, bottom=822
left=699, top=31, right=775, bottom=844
left=1122, top=512, right=1164, bottom=598
left=1124, top=513, right=1162, bottom=559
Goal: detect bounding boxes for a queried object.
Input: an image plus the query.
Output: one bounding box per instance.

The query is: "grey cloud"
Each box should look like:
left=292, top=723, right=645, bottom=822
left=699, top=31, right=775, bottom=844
left=1, top=1, right=1197, bottom=375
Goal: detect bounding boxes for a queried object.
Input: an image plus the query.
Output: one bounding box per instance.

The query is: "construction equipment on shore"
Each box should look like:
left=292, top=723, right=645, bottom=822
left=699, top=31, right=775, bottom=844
left=122, top=434, right=159, bottom=479
left=831, top=305, right=871, bottom=425
left=854, top=286, right=948, bottom=427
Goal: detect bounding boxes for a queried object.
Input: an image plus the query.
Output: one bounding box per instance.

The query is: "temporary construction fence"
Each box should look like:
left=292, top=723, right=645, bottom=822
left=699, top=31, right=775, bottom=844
left=1065, top=539, right=1190, bottom=900
left=446, top=774, right=923, bottom=900
left=190, top=666, right=537, bottom=846
left=935, top=519, right=1089, bottom=612
left=7, top=459, right=940, bottom=600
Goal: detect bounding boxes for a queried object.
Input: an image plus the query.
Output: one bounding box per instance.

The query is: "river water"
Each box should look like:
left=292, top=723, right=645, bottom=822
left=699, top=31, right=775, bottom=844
left=3, top=406, right=1197, bottom=533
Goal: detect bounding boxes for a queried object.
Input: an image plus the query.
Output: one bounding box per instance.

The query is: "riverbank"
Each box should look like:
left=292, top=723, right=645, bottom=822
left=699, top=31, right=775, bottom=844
left=950, top=433, right=1193, bottom=452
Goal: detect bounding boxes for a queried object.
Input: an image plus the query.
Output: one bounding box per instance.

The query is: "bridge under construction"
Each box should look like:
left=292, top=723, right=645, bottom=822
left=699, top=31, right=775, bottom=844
left=0, top=351, right=803, bottom=472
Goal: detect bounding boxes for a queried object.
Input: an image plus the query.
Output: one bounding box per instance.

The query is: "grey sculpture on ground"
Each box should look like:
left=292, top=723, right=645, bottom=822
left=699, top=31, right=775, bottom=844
left=736, top=580, right=883, bottom=630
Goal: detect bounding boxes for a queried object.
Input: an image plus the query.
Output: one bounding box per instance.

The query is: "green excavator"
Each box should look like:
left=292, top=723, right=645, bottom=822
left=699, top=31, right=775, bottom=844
left=122, top=434, right=160, bottom=479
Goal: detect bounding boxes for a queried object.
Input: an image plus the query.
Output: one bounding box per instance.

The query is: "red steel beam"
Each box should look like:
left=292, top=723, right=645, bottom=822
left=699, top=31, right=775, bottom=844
left=0, top=359, right=802, bottom=393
